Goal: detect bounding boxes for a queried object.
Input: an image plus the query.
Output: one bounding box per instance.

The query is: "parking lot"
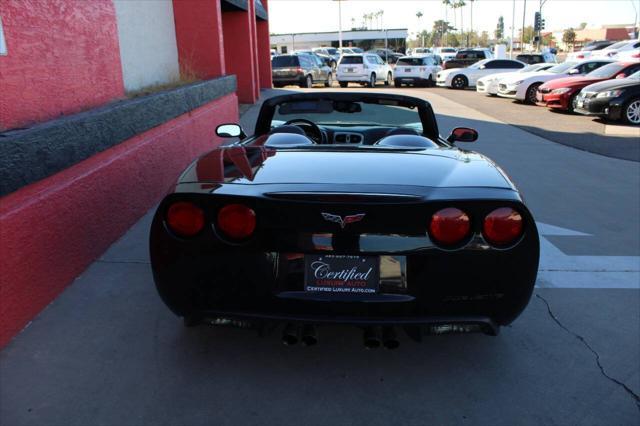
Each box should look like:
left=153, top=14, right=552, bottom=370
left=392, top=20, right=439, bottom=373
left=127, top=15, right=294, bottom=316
left=2, top=85, right=639, bottom=426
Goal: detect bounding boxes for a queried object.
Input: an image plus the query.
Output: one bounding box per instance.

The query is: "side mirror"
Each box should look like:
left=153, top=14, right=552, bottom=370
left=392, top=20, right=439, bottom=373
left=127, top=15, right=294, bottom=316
left=447, top=127, right=478, bottom=143
left=616, top=73, right=627, bottom=79
left=479, top=64, right=486, bottom=69
left=568, top=68, right=580, bottom=75
left=216, top=123, right=245, bottom=139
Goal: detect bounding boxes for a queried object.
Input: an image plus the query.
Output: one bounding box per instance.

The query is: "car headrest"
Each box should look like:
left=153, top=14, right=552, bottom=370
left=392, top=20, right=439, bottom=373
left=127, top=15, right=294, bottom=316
left=264, top=133, right=315, bottom=148
left=385, top=127, right=421, bottom=136
left=374, top=134, right=437, bottom=148
left=269, top=125, right=306, bottom=135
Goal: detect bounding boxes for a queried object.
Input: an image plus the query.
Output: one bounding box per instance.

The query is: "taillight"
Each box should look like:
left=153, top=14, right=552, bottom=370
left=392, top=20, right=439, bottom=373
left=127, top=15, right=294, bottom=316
left=483, top=207, right=523, bottom=246
left=166, top=201, right=205, bottom=237
left=217, top=204, right=256, bottom=240
left=429, top=208, right=471, bottom=245
left=577, top=54, right=584, bottom=59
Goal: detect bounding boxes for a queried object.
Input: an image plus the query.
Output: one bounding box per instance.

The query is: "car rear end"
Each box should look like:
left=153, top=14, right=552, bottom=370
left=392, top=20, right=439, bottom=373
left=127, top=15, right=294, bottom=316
left=272, top=55, right=305, bottom=87
left=337, top=55, right=368, bottom=84
left=150, top=151, right=539, bottom=344
left=394, top=57, right=435, bottom=86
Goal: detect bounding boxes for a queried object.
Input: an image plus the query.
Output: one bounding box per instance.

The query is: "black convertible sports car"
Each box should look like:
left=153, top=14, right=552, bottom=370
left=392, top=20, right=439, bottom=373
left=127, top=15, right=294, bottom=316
left=150, top=92, right=539, bottom=348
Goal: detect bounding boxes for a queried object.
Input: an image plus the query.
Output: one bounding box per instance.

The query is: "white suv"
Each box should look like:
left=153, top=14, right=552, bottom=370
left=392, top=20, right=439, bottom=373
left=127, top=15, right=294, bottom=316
left=394, top=55, right=442, bottom=87
left=337, top=54, right=394, bottom=88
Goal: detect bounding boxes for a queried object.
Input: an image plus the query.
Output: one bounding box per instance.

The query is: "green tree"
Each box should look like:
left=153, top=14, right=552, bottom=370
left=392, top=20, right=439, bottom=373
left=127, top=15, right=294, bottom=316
left=579, top=22, right=587, bottom=30
left=520, top=25, right=535, bottom=43
left=563, top=28, right=576, bottom=49
left=495, top=16, right=504, bottom=40
left=479, top=31, right=490, bottom=47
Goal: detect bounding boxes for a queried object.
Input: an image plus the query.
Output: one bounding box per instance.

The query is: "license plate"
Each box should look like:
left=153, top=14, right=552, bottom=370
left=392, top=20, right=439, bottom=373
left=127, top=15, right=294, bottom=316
left=405, top=68, right=412, bottom=72
left=347, top=68, right=354, bottom=72
left=304, top=254, right=379, bottom=294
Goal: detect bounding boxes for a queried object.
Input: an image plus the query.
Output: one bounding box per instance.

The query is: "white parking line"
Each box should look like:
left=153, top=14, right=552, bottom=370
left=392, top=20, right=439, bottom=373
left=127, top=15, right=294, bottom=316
left=536, top=222, right=640, bottom=289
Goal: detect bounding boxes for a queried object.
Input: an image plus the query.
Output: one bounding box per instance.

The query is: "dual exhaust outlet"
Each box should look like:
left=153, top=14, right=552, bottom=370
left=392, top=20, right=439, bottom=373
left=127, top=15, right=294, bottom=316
left=282, top=324, right=399, bottom=349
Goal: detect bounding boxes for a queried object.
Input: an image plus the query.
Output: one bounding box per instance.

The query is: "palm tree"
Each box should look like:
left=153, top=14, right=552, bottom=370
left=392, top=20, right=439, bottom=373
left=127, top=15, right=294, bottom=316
left=416, top=11, right=424, bottom=47
left=442, top=0, right=452, bottom=46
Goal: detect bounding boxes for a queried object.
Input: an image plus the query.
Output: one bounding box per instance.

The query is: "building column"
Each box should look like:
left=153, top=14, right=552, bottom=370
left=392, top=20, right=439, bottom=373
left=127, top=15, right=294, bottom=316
left=248, top=0, right=260, bottom=99
left=222, top=2, right=258, bottom=103
left=257, top=0, right=272, bottom=89
left=172, top=0, right=225, bottom=79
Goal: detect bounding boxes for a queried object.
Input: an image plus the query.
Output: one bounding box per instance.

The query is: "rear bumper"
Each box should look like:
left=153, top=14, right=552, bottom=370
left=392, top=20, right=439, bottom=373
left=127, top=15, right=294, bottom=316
left=337, top=74, right=369, bottom=82
left=195, top=309, right=499, bottom=335
left=395, top=77, right=431, bottom=85
left=273, top=76, right=306, bottom=86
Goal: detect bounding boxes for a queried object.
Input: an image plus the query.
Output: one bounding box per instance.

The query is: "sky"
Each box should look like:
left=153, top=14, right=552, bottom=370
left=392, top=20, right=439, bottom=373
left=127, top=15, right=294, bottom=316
left=268, top=0, right=639, bottom=37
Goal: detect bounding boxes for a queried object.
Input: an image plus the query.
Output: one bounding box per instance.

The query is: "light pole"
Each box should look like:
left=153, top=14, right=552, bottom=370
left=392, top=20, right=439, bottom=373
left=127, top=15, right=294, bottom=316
left=520, top=0, right=527, bottom=53
left=337, top=0, right=343, bottom=49
left=510, top=0, right=515, bottom=58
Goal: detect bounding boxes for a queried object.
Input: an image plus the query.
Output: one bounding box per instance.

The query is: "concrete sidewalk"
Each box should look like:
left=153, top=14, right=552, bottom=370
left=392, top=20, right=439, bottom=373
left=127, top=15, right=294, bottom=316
left=1, top=89, right=639, bottom=426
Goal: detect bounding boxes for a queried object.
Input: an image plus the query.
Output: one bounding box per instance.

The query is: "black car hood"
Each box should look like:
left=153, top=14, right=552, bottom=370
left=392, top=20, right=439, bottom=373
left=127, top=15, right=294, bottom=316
left=583, top=77, right=640, bottom=92
left=179, top=146, right=513, bottom=189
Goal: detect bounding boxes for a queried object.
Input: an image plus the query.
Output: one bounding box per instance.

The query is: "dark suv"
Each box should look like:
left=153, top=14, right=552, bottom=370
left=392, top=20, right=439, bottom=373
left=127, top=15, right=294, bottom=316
left=442, top=49, right=493, bottom=69
left=272, top=54, right=333, bottom=88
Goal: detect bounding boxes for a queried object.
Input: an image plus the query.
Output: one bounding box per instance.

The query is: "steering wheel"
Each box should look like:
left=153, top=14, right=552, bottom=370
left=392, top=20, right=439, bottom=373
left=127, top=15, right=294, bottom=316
left=283, top=119, right=325, bottom=144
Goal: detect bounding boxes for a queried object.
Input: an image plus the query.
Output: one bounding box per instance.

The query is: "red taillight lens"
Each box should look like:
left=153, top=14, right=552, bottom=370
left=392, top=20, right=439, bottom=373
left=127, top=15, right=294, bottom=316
left=429, top=208, right=471, bottom=245
left=577, top=54, right=584, bottom=59
left=483, top=207, right=523, bottom=246
left=166, top=201, right=205, bottom=237
left=217, top=204, right=256, bottom=240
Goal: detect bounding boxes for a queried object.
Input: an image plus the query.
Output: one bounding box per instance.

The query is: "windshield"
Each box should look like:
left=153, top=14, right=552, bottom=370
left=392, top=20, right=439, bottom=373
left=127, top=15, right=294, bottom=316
left=340, top=56, right=363, bottom=64
left=469, top=59, right=490, bottom=69
left=586, top=62, right=626, bottom=78
left=351, top=47, right=364, bottom=53
left=272, top=56, right=299, bottom=67
left=326, top=48, right=338, bottom=55
left=605, top=41, right=628, bottom=50
left=273, top=100, right=422, bottom=130
left=628, top=70, right=640, bottom=79
left=548, top=62, right=577, bottom=73
left=397, top=57, right=426, bottom=66
left=441, top=48, right=456, bottom=53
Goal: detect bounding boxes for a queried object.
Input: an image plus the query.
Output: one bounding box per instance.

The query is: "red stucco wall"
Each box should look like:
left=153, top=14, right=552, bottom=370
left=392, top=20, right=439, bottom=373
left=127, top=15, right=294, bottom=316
left=0, top=93, right=238, bottom=348
left=0, top=0, right=125, bottom=130
left=222, top=9, right=258, bottom=103
left=173, top=0, right=226, bottom=79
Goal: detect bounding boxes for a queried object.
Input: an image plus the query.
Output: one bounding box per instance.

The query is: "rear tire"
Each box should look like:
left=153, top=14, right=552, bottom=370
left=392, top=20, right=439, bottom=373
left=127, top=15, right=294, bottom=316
left=339, top=81, right=348, bottom=88
left=324, top=73, right=333, bottom=87
left=304, top=75, right=313, bottom=88
left=525, top=83, right=542, bottom=104
left=368, top=73, right=376, bottom=88
left=385, top=72, right=393, bottom=86
left=426, top=75, right=434, bottom=87
left=623, top=98, right=640, bottom=125
left=451, top=75, right=468, bottom=89
left=394, top=79, right=401, bottom=88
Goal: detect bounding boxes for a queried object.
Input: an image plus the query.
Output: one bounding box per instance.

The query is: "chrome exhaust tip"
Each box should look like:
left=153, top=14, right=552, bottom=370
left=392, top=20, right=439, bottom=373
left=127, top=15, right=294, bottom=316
left=363, top=326, right=382, bottom=349
left=300, top=324, right=318, bottom=346
left=282, top=323, right=300, bottom=346
left=382, top=327, right=400, bottom=350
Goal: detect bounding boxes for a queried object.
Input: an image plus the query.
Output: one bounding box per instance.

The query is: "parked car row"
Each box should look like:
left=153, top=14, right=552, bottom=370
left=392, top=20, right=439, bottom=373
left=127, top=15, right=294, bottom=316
left=464, top=57, right=640, bottom=125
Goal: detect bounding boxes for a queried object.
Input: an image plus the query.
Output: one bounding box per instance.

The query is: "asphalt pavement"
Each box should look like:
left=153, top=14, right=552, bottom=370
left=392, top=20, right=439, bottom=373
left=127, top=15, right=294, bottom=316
left=1, top=86, right=639, bottom=426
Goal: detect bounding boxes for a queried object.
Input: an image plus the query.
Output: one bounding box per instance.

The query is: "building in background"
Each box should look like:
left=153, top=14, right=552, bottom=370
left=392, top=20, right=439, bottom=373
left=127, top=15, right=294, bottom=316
left=0, top=0, right=271, bottom=348
left=270, top=28, right=408, bottom=54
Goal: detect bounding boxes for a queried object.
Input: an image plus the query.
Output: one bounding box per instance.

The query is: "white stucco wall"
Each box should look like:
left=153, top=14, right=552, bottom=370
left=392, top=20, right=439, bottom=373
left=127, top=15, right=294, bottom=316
left=114, top=0, right=180, bottom=92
